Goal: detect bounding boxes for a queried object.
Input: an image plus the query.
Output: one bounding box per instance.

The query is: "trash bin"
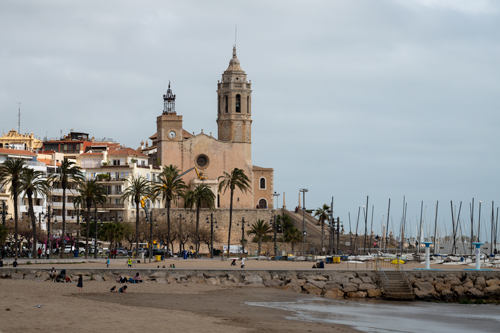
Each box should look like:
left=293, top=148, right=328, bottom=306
left=183, top=250, right=188, bottom=259
left=333, top=256, right=340, bottom=263
left=74, top=249, right=79, bottom=258
left=155, top=255, right=161, bottom=261
left=161, top=255, right=164, bottom=260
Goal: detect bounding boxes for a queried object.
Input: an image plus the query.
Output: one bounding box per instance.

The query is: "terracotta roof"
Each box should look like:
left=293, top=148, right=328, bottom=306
left=37, top=158, right=61, bottom=167
left=182, top=129, right=192, bottom=138
left=108, top=147, right=148, bottom=158
left=149, top=132, right=157, bottom=140
left=80, top=152, right=103, bottom=156
left=0, top=148, right=36, bottom=156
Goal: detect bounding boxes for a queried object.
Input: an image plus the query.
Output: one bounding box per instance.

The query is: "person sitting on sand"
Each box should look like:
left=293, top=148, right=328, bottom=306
left=134, top=272, right=142, bottom=283
left=110, top=286, right=117, bottom=292
left=119, top=286, right=127, bottom=293
left=50, top=267, right=57, bottom=281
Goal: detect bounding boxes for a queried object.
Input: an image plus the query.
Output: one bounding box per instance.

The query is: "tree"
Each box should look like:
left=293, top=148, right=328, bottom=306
left=172, top=216, right=193, bottom=253
left=218, top=168, right=251, bottom=258
left=152, top=165, right=187, bottom=256
left=314, top=204, right=332, bottom=254
left=76, top=179, right=107, bottom=259
left=0, top=224, right=8, bottom=246
left=247, top=219, right=273, bottom=255
left=121, top=176, right=150, bottom=255
left=48, top=158, right=84, bottom=257
left=100, top=222, right=125, bottom=250
left=19, top=168, right=49, bottom=255
left=0, top=158, right=27, bottom=258
left=287, top=227, right=303, bottom=255
left=184, top=184, right=215, bottom=256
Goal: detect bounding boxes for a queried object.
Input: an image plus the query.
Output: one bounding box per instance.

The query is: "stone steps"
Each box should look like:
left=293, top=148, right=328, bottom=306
left=377, top=270, right=415, bottom=301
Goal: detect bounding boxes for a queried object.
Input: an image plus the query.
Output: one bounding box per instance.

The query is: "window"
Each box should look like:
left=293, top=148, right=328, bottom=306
left=247, top=96, right=250, bottom=113
left=115, top=199, right=121, bottom=205
left=113, top=159, right=120, bottom=166
left=196, top=154, right=209, bottom=168
left=115, top=172, right=120, bottom=180
left=235, top=94, right=241, bottom=113
left=115, top=185, right=122, bottom=194
left=225, top=95, right=228, bottom=113
left=259, top=177, right=266, bottom=189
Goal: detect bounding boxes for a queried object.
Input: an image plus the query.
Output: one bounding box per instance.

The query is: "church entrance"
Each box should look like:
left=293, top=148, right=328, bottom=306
left=258, top=199, right=267, bottom=209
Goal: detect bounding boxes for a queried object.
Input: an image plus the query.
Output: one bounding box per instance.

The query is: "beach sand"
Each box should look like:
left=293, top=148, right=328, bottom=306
left=0, top=278, right=360, bottom=333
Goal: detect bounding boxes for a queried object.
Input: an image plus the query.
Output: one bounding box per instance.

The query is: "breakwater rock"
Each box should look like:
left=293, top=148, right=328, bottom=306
left=1, top=268, right=499, bottom=302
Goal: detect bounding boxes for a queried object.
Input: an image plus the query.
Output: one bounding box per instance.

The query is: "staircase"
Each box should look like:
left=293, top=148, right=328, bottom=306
left=377, top=270, right=415, bottom=301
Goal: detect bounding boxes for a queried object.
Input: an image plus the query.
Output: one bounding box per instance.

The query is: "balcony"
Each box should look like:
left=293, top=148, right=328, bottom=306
left=51, top=202, right=75, bottom=209
left=100, top=203, right=125, bottom=209
left=51, top=188, right=79, bottom=195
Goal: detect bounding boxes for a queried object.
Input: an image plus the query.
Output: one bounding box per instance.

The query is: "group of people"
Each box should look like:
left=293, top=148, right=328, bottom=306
left=116, top=272, right=143, bottom=284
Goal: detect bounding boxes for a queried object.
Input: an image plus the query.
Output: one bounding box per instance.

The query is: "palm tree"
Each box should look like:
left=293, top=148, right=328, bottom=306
left=314, top=204, right=331, bottom=254
left=247, top=219, right=273, bottom=255
left=76, top=179, right=107, bottom=259
left=152, top=165, right=187, bottom=256
left=48, top=158, right=83, bottom=258
left=19, top=168, right=50, bottom=255
left=121, top=176, right=150, bottom=255
left=184, top=184, right=215, bottom=256
left=0, top=159, right=27, bottom=258
left=218, top=168, right=251, bottom=258
left=287, top=227, right=303, bottom=255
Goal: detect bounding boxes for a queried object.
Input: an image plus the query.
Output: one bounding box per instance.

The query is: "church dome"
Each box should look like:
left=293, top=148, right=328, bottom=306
left=226, top=46, right=243, bottom=72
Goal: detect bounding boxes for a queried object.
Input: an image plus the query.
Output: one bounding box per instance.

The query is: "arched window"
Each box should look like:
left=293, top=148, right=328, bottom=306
left=259, top=177, right=266, bottom=189
left=225, top=95, right=228, bottom=113
left=258, top=199, right=268, bottom=209
left=247, top=96, right=250, bottom=113
left=235, top=94, right=241, bottom=113
left=0, top=143, right=3, bottom=148
left=218, top=95, right=221, bottom=114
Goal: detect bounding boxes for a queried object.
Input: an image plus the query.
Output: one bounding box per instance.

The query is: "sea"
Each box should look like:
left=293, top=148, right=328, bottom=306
left=247, top=298, right=500, bottom=333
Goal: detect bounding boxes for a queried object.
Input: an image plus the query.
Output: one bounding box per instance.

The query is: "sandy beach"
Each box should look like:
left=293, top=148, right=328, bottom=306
left=0, top=278, right=359, bottom=333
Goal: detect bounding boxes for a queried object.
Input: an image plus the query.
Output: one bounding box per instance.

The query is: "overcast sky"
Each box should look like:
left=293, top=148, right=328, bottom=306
left=1, top=0, right=499, bottom=242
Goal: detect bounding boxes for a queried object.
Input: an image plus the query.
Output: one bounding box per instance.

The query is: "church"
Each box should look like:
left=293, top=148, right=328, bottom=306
left=142, top=47, right=274, bottom=210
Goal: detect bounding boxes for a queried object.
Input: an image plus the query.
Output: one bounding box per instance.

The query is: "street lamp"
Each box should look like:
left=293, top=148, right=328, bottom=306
left=273, top=191, right=280, bottom=209
left=147, top=210, right=157, bottom=263
left=206, top=213, right=218, bottom=259
left=237, top=217, right=249, bottom=255
left=299, top=189, right=308, bottom=256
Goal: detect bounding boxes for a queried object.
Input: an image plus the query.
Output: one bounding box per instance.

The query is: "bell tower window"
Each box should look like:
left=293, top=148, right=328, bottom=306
left=235, top=94, right=241, bottom=113
left=225, top=95, right=228, bottom=113
left=247, top=96, right=250, bottom=113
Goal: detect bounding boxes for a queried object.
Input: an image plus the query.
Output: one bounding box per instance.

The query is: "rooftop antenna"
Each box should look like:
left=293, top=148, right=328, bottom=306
left=17, top=102, right=21, bottom=133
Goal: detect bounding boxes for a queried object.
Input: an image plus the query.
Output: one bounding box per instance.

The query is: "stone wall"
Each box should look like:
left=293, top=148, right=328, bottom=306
left=2, top=268, right=499, bottom=302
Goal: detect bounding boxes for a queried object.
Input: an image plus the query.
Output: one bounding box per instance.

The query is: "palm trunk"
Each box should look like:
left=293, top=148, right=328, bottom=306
left=167, top=199, right=171, bottom=257
left=258, top=237, right=261, bottom=255
left=27, top=191, right=37, bottom=255
left=14, top=192, right=19, bottom=259
left=195, top=204, right=200, bottom=257
left=321, top=219, right=324, bottom=254
left=135, top=200, right=139, bottom=256
left=226, top=189, right=234, bottom=258
left=85, top=203, right=90, bottom=259
left=61, top=185, right=66, bottom=258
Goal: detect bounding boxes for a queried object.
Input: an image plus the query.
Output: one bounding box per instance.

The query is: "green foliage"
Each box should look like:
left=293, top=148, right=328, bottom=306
left=0, top=224, right=8, bottom=244
left=96, top=173, right=110, bottom=180
left=247, top=219, right=273, bottom=255
left=184, top=184, right=215, bottom=255
left=217, top=168, right=251, bottom=256
left=121, top=175, right=150, bottom=253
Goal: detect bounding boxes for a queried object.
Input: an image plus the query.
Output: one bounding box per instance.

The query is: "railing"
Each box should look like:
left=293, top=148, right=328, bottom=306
left=374, top=257, right=402, bottom=271
left=399, top=265, right=412, bottom=286
left=51, top=188, right=78, bottom=195
left=100, top=204, right=125, bottom=209
left=51, top=202, right=75, bottom=208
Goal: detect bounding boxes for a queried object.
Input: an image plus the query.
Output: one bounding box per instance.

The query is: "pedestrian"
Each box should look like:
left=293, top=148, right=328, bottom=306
left=77, top=274, right=83, bottom=293
left=240, top=257, right=245, bottom=269
left=13, top=259, right=18, bottom=267
left=106, top=258, right=110, bottom=268
left=127, top=257, right=132, bottom=268
left=37, top=247, right=42, bottom=259
left=50, top=267, right=57, bottom=281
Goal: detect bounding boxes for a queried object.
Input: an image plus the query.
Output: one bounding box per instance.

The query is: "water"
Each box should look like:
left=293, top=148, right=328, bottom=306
left=247, top=298, right=500, bottom=333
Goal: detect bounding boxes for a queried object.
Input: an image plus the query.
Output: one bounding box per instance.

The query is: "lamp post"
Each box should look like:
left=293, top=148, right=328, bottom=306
left=148, top=210, right=157, bottom=263
left=237, top=217, right=249, bottom=255
left=300, top=189, right=308, bottom=256
left=46, top=205, right=52, bottom=259
left=206, top=213, right=218, bottom=259
left=303, top=229, right=307, bottom=257
left=94, top=217, right=100, bottom=259
left=271, top=215, right=281, bottom=259
left=337, top=217, right=342, bottom=255
left=273, top=191, right=280, bottom=209
left=75, top=208, right=80, bottom=257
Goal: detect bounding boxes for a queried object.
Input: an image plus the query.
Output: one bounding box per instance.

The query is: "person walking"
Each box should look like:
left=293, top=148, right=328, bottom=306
left=240, top=257, right=245, bottom=269
left=77, top=274, right=83, bottom=293
left=37, top=247, right=42, bottom=259
left=127, top=257, right=132, bottom=268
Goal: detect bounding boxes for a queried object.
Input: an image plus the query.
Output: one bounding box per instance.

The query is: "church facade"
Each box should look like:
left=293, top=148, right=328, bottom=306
left=150, top=47, right=274, bottom=210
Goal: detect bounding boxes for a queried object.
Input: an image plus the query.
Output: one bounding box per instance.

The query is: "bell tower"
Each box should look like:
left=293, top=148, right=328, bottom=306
left=216, top=46, right=252, bottom=143
left=157, top=82, right=183, bottom=166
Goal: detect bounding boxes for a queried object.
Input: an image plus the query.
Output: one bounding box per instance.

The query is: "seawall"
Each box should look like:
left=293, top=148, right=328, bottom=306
left=1, top=267, right=499, bottom=302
